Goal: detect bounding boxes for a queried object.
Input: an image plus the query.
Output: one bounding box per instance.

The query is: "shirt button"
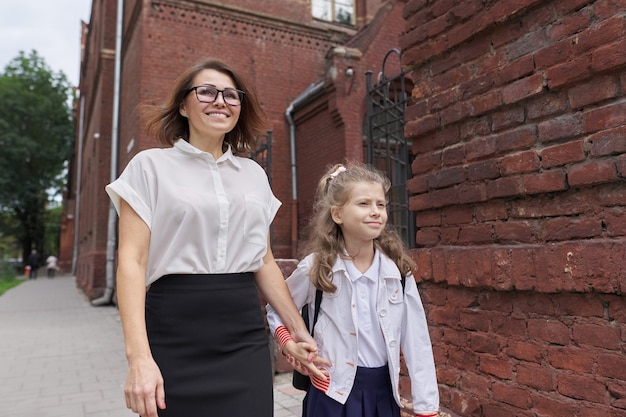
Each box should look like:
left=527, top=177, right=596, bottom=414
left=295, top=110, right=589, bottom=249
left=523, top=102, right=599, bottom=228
left=379, top=309, right=387, bottom=317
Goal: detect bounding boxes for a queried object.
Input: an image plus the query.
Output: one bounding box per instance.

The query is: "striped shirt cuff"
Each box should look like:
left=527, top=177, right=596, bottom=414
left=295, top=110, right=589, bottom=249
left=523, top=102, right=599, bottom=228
left=311, top=372, right=330, bottom=392
left=274, top=326, right=293, bottom=350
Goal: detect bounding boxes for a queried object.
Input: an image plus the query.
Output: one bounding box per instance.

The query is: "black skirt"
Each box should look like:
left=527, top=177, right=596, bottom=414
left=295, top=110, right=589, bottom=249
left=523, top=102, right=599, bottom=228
left=146, top=273, right=273, bottom=417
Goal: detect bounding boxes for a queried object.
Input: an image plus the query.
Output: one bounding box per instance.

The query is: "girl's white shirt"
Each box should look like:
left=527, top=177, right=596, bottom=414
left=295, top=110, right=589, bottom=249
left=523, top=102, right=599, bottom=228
left=105, top=139, right=281, bottom=286
left=344, top=255, right=388, bottom=367
left=266, top=250, right=440, bottom=414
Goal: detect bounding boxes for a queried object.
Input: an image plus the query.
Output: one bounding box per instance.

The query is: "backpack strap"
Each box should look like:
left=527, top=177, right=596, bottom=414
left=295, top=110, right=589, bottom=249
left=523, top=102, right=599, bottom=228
left=311, top=289, right=322, bottom=337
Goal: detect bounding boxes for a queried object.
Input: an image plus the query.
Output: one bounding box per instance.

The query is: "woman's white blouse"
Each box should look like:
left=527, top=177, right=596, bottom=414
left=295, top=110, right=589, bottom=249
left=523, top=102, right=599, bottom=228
left=105, top=139, right=281, bottom=286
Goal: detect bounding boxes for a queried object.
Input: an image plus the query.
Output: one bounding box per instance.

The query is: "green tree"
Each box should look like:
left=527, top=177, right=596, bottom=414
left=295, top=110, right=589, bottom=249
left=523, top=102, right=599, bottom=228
left=0, top=50, right=74, bottom=262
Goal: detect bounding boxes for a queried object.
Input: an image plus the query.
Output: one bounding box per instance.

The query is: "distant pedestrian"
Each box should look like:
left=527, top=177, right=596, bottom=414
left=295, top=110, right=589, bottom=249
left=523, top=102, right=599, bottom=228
left=46, top=255, right=59, bottom=278
left=27, top=249, right=41, bottom=279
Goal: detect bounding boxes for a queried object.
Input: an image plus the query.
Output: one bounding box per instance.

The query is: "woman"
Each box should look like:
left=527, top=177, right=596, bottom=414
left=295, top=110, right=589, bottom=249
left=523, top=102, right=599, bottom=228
left=106, top=58, right=323, bottom=417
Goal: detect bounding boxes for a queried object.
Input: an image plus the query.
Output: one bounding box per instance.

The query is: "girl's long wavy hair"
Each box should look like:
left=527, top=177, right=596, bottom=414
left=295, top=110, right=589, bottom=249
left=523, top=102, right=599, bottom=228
left=139, top=58, right=267, bottom=153
left=302, top=161, right=417, bottom=292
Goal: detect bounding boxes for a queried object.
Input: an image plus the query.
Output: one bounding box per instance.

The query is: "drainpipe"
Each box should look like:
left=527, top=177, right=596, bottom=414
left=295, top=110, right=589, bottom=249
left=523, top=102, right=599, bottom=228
left=72, top=96, right=85, bottom=275
left=284, top=81, right=325, bottom=257
left=93, top=0, right=123, bottom=306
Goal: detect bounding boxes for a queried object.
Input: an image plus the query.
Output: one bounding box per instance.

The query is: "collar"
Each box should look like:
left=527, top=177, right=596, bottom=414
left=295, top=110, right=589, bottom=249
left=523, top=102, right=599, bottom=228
left=344, top=249, right=381, bottom=283
left=173, top=139, right=241, bottom=168
left=332, top=248, right=404, bottom=283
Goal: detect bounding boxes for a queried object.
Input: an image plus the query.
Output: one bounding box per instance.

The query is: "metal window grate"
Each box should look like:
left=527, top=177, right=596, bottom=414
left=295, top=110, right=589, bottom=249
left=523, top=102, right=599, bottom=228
left=365, top=49, right=415, bottom=247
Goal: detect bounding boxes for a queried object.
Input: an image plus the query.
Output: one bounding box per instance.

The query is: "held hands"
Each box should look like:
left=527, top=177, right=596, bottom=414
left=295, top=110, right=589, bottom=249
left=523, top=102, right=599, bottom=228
left=274, top=326, right=331, bottom=381
left=282, top=340, right=331, bottom=380
left=123, top=356, right=166, bottom=417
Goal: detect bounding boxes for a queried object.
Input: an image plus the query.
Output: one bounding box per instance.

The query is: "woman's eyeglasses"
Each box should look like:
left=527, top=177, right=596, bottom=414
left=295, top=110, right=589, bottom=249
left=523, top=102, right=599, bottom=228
left=188, top=85, right=245, bottom=106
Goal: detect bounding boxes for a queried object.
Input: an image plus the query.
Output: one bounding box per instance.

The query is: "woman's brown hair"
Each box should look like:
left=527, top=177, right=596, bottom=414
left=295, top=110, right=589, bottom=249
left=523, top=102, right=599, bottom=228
left=140, top=58, right=267, bottom=153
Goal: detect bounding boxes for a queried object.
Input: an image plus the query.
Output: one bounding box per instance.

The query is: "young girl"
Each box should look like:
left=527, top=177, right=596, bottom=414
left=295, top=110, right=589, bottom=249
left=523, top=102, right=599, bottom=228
left=267, top=162, right=440, bottom=417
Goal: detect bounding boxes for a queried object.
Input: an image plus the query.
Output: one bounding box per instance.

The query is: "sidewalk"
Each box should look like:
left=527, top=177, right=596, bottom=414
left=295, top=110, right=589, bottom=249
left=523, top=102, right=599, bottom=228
left=0, top=274, right=305, bottom=417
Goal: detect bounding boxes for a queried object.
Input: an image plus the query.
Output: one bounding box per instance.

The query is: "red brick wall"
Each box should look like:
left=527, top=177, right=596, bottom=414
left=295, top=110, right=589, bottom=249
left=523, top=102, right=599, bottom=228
left=71, top=0, right=119, bottom=298
left=401, top=0, right=626, bottom=415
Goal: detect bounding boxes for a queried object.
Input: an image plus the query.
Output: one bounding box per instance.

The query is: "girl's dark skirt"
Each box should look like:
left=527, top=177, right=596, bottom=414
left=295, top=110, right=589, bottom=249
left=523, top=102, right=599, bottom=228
left=303, top=365, right=400, bottom=417
left=146, top=273, right=272, bottom=417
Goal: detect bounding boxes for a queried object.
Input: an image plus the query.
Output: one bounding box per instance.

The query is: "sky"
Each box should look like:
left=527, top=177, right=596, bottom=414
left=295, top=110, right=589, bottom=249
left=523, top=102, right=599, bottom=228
left=0, top=0, right=93, bottom=86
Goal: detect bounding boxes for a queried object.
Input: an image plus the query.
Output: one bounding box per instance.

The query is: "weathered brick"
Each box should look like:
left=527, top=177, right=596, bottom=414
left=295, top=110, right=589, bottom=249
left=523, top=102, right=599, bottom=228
left=523, top=170, right=567, bottom=194
left=480, top=356, right=513, bottom=380
left=406, top=174, right=428, bottom=194
left=557, top=372, right=607, bottom=403
left=491, top=106, right=525, bottom=132
left=466, top=160, right=500, bottom=181
left=492, top=381, right=531, bottom=408
left=500, top=150, right=540, bottom=175
left=414, top=209, right=442, bottom=227
left=411, top=152, right=441, bottom=175
left=469, top=90, right=504, bottom=117
left=527, top=319, right=570, bottom=345
left=456, top=182, right=487, bottom=204
left=537, top=114, right=584, bottom=143
left=486, top=175, right=524, bottom=199
left=427, top=166, right=465, bottom=188
left=507, top=340, right=543, bottom=363
left=568, top=160, right=618, bottom=187
left=548, top=346, right=595, bottom=372
left=584, top=101, right=626, bottom=133
left=540, top=140, right=585, bottom=168
left=534, top=38, right=574, bottom=69
left=572, top=323, right=621, bottom=350
left=442, top=205, right=473, bottom=225
left=469, top=333, right=502, bottom=354
left=466, top=136, right=497, bottom=162
left=568, top=75, right=619, bottom=109
left=592, top=38, right=626, bottom=74
left=526, top=91, right=568, bottom=120
left=531, top=393, right=578, bottom=417
left=587, top=126, right=626, bottom=156
left=517, top=363, right=554, bottom=391
left=546, top=53, right=592, bottom=90
left=494, top=221, right=533, bottom=243
left=541, top=217, right=602, bottom=241
left=598, top=353, right=626, bottom=380
left=502, top=73, right=545, bottom=105
left=548, top=10, right=592, bottom=42
left=415, top=228, right=441, bottom=246
left=496, top=125, right=537, bottom=152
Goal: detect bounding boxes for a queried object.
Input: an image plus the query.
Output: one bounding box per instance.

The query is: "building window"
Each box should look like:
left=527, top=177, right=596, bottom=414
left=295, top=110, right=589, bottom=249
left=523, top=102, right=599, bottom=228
left=312, top=0, right=355, bottom=26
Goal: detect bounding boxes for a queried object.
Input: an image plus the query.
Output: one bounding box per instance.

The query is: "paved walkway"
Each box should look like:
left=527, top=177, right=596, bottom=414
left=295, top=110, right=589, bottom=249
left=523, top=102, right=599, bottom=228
left=0, top=274, right=305, bottom=417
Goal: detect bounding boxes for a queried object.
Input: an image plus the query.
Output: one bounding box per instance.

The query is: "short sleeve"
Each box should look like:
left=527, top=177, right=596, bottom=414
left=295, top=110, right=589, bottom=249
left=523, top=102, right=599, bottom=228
left=105, top=154, right=154, bottom=229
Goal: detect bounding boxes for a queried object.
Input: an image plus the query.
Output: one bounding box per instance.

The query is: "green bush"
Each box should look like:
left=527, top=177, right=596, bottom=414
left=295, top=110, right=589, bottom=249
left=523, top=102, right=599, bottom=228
left=0, top=261, right=22, bottom=296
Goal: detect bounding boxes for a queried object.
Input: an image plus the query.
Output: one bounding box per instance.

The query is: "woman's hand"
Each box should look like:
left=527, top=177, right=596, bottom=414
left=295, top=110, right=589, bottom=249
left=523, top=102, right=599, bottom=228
left=124, top=356, right=166, bottom=417
left=282, top=340, right=331, bottom=380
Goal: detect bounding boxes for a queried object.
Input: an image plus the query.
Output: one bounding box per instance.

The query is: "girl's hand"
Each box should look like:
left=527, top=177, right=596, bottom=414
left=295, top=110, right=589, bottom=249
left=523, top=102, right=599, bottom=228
left=282, top=340, right=331, bottom=380
left=124, top=356, right=166, bottom=417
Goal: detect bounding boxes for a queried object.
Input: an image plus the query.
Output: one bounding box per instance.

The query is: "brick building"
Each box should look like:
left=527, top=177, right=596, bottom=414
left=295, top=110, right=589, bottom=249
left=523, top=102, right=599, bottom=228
left=59, top=0, right=625, bottom=416
left=400, top=0, right=626, bottom=416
